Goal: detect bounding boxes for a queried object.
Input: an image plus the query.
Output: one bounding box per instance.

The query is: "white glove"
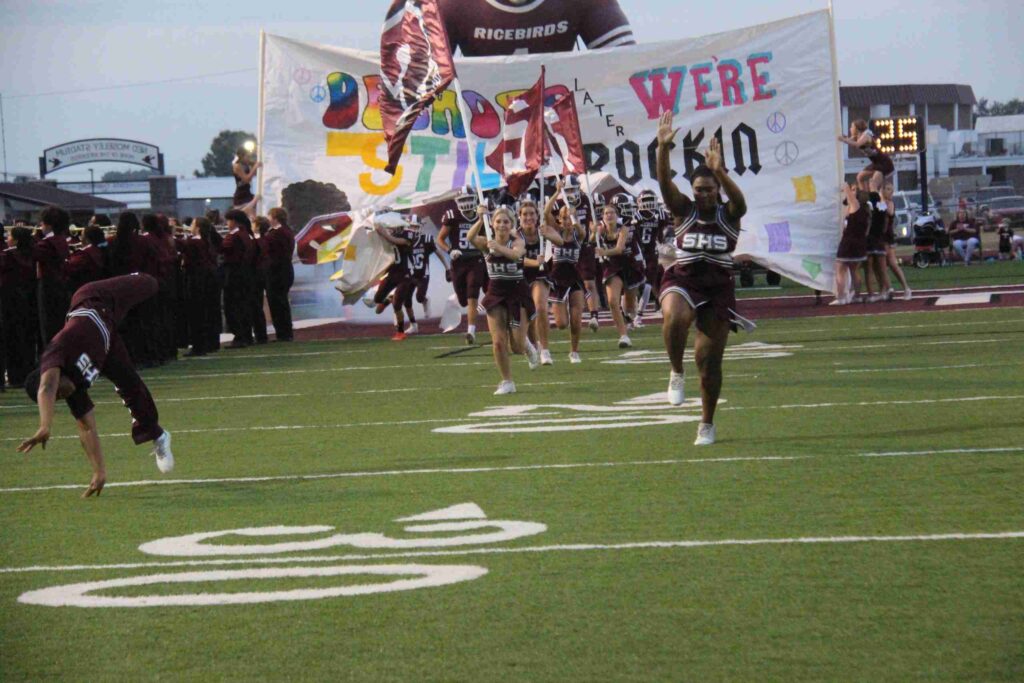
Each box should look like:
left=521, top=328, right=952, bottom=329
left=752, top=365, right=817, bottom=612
left=450, top=249, right=463, bottom=260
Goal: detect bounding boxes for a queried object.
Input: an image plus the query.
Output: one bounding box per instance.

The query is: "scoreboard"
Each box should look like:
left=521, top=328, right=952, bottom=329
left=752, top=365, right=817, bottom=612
left=869, top=116, right=926, bottom=154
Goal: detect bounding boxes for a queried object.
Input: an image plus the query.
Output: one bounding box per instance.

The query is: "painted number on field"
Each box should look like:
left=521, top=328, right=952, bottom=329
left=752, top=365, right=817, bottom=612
left=18, top=503, right=539, bottom=609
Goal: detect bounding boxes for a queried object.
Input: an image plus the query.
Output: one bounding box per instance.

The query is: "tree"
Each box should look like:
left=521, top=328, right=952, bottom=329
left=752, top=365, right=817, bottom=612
left=194, top=130, right=256, bottom=177
left=100, top=168, right=156, bottom=182
left=281, top=180, right=351, bottom=232
left=974, top=98, right=1024, bottom=121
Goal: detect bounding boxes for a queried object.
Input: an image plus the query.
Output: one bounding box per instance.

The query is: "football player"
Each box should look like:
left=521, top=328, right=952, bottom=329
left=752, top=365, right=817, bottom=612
left=439, top=0, right=635, bottom=56
left=438, top=186, right=490, bottom=344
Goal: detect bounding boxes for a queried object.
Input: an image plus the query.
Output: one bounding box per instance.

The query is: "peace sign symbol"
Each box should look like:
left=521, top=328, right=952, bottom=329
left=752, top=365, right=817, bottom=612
left=293, top=67, right=312, bottom=85
left=775, top=141, right=799, bottom=166
left=767, top=111, right=787, bottom=134
left=310, top=85, right=328, bottom=103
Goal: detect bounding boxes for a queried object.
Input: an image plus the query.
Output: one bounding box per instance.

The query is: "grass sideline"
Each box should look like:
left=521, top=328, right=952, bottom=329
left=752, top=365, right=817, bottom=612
left=1, top=305, right=1022, bottom=680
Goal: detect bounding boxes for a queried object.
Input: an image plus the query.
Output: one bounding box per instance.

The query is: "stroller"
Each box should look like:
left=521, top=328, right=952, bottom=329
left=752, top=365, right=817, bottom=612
left=912, top=214, right=949, bottom=268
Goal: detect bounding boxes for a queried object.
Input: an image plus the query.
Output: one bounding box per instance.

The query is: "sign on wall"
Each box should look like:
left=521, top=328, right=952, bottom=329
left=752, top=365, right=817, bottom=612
left=39, top=138, right=164, bottom=176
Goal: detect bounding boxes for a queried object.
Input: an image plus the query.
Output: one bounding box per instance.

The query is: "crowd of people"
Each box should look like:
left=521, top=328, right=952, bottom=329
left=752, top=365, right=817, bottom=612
left=365, top=111, right=752, bottom=448
left=0, top=204, right=296, bottom=391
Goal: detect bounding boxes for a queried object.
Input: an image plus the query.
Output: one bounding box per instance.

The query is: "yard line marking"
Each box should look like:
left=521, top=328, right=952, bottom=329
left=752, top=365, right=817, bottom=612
left=808, top=338, right=1007, bottom=352
left=835, top=362, right=1023, bottom=374
left=2, top=531, right=1020, bottom=575
left=3, top=443, right=1021, bottom=495
left=183, top=349, right=371, bottom=360
left=856, top=447, right=1024, bottom=458
left=5, top=394, right=1021, bottom=445
left=0, top=456, right=809, bottom=493
left=0, top=393, right=302, bottom=412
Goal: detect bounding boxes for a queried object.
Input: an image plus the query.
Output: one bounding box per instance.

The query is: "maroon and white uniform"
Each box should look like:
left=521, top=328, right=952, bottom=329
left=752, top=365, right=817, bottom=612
left=634, top=209, right=671, bottom=289
left=481, top=238, right=535, bottom=325
left=396, top=231, right=436, bottom=308
left=523, top=235, right=544, bottom=285
left=442, top=208, right=489, bottom=306
left=37, top=273, right=164, bottom=444
left=601, top=220, right=645, bottom=289
left=836, top=204, right=869, bottom=263
left=374, top=229, right=415, bottom=311
left=866, top=207, right=887, bottom=256
left=859, top=133, right=895, bottom=177
left=659, top=204, right=745, bottom=334
left=567, top=198, right=598, bottom=281
left=547, top=230, right=584, bottom=303
left=439, top=0, right=635, bottom=56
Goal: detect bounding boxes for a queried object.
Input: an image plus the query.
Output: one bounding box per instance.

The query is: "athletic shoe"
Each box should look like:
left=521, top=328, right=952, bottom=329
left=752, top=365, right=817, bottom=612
left=540, top=349, right=553, bottom=366
left=902, top=288, right=913, bottom=301
left=526, top=342, right=540, bottom=370
left=422, top=300, right=431, bottom=318
left=465, top=331, right=476, bottom=345
left=828, top=298, right=848, bottom=307
left=568, top=352, right=582, bottom=364
left=867, top=293, right=884, bottom=303
left=667, top=370, right=685, bottom=406
left=152, top=431, right=174, bottom=473
left=885, top=289, right=895, bottom=301
left=694, top=423, right=716, bottom=446
left=633, top=316, right=645, bottom=329
left=405, top=323, right=419, bottom=335
left=618, top=334, right=632, bottom=349
left=494, top=380, right=516, bottom=396
left=588, top=317, right=599, bottom=332
left=391, top=332, right=407, bottom=341
left=625, top=316, right=636, bottom=331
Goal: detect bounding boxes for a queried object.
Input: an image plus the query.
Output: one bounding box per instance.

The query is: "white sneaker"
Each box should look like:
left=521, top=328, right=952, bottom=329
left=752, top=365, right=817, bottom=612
left=405, top=322, right=419, bottom=335
left=694, top=423, right=716, bottom=446
left=540, top=349, right=553, bottom=366
left=494, top=380, right=516, bottom=395
left=828, top=298, right=848, bottom=306
left=885, top=289, right=895, bottom=301
left=588, top=316, right=599, bottom=332
left=152, top=431, right=174, bottom=473
left=618, top=334, right=632, bottom=349
left=902, top=289, right=912, bottom=301
left=867, top=293, right=884, bottom=303
left=465, top=331, right=476, bottom=345
left=422, top=300, right=431, bottom=318
left=526, top=342, right=540, bottom=370
left=633, top=316, right=645, bottom=329
left=568, top=352, right=582, bottom=364
left=626, top=317, right=636, bottom=332
left=667, top=371, right=685, bottom=406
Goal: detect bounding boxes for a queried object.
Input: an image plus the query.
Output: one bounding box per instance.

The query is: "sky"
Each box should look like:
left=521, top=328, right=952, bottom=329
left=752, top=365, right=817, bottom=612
left=1, top=0, right=1020, bottom=181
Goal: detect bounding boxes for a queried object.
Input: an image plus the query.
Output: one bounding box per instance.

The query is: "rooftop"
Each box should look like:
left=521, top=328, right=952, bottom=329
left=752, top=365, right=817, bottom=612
left=840, top=84, right=976, bottom=108
left=0, top=182, right=126, bottom=210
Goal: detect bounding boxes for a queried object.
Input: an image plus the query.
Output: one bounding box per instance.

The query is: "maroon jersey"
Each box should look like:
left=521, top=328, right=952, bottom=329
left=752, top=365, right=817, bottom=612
left=672, top=205, right=741, bottom=272
left=33, top=232, right=70, bottom=282
left=65, top=244, right=107, bottom=290
left=634, top=211, right=670, bottom=258
left=442, top=209, right=483, bottom=258
left=548, top=230, right=582, bottom=283
left=485, top=238, right=524, bottom=281
left=406, top=232, right=437, bottom=278
left=263, top=225, right=296, bottom=271
left=1, top=247, right=35, bottom=286
left=222, top=228, right=254, bottom=265
left=181, top=235, right=216, bottom=272
left=439, top=0, right=634, bottom=56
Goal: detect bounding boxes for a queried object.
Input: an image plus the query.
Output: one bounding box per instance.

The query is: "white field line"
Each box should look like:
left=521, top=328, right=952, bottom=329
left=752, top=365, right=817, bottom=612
left=0, top=393, right=302, bottom=412
left=806, top=338, right=1008, bottom=352
left=2, top=530, right=1021, bottom=575
left=4, top=394, right=1021, bottom=445
left=835, top=362, right=1024, bottom=374
left=1, top=446, right=1019, bottom=495
left=183, top=349, right=371, bottom=361
left=738, top=283, right=1024, bottom=303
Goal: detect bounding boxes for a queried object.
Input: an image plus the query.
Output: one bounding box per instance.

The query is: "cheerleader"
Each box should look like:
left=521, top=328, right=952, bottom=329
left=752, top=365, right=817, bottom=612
left=520, top=198, right=561, bottom=366
left=544, top=195, right=587, bottom=363
left=466, top=205, right=539, bottom=395
left=595, top=194, right=644, bottom=348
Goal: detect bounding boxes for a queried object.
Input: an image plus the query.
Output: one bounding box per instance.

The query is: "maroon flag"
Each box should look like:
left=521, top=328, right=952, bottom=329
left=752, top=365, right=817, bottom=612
left=485, top=67, right=546, bottom=198
left=545, top=92, right=587, bottom=176
left=379, top=0, right=457, bottom=175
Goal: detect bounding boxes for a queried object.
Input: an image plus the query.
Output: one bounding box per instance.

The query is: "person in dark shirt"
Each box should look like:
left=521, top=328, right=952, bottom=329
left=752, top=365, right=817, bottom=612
left=182, top=217, right=220, bottom=356
left=439, top=0, right=635, bottom=56
left=264, top=207, right=296, bottom=342
left=142, top=214, right=180, bottom=362
left=17, top=273, right=175, bottom=498
left=222, top=209, right=256, bottom=348
left=251, top=216, right=271, bottom=344
left=33, top=206, right=72, bottom=345
left=66, top=226, right=110, bottom=293
left=2, top=227, right=39, bottom=386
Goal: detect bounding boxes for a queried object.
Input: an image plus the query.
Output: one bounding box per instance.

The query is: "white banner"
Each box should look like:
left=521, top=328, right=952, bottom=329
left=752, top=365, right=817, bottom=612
left=262, top=11, right=840, bottom=290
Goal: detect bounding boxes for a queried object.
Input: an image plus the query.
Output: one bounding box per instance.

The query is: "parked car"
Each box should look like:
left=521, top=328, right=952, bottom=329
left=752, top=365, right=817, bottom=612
left=983, top=196, right=1024, bottom=228
left=891, top=191, right=937, bottom=244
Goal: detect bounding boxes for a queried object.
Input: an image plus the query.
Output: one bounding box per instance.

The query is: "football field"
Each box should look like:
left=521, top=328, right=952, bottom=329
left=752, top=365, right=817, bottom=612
left=2, top=305, right=1023, bottom=680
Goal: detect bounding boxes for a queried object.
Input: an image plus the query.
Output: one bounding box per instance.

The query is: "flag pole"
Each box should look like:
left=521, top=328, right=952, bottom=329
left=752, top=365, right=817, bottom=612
left=452, top=77, right=493, bottom=240
left=257, top=30, right=267, bottom=215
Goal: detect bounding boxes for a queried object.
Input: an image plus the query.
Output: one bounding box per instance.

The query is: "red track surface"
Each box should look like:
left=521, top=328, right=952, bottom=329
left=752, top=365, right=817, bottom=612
left=292, top=284, right=1024, bottom=341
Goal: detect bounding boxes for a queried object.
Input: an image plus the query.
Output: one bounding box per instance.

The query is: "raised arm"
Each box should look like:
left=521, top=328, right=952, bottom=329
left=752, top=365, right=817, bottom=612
left=466, top=205, right=489, bottom=251
left=596, top=226, right=627, bottom=257
left=706, top=137, right=746, bottom=220
left=656, top=111, right=694, bottom=217
left=843, top=184, right=860, bottom=215
left=489, top=236, right=526, bottom=260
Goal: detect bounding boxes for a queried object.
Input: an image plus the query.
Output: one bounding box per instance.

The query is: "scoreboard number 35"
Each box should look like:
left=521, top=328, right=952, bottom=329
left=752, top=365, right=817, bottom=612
left=870, top=116, right=926, bottom=154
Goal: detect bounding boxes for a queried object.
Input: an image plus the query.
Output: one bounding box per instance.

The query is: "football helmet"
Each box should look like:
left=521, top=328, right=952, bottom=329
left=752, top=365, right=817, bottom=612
left=456, top=185, right=478, bottom=221
left=637, top=190, right=659, bottom=220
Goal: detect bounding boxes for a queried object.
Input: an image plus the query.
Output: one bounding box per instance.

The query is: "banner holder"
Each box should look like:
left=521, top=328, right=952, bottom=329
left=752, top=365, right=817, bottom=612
left=452, top=77, right=493, bottom=240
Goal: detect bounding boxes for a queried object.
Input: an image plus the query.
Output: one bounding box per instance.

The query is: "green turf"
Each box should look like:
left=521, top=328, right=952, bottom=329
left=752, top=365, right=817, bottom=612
left=735, top=259, right=1024, bottom=298
left=1, top=305, right=1023, bottom=681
